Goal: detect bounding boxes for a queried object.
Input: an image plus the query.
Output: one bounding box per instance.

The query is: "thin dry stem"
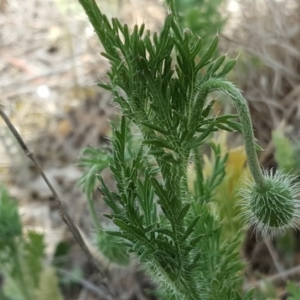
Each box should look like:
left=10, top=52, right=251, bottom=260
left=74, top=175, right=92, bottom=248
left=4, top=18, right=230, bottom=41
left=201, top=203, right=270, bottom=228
left=244, top=264, right=300, bottom=291
left=264, top=237, right=284, bottom=274
left=0, top=108, right=114, bottom=300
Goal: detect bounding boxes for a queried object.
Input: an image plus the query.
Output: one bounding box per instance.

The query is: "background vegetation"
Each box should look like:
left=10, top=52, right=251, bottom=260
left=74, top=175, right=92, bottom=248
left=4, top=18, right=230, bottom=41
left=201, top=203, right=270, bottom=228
left=1, top=0, right=300, bottom=299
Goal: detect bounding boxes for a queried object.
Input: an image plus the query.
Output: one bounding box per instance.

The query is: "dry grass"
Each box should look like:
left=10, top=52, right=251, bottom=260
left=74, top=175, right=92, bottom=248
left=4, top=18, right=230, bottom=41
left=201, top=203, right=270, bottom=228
left=222, top=1, right=300, bottom=297
left=0, top=0, right=165, bottom=172
left=223, top=0, right=300, bottom=166
left=0, top=1, right=164, bottom=299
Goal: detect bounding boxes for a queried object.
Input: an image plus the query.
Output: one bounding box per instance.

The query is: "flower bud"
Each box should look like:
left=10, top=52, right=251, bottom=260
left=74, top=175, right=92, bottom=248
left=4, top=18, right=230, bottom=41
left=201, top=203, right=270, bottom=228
left=239, top=170, right=300, bottom=237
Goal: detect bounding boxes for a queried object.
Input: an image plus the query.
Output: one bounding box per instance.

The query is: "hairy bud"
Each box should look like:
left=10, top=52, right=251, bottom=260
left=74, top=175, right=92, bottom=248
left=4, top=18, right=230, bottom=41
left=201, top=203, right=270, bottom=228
left=239, top=170, right=300, bottom=237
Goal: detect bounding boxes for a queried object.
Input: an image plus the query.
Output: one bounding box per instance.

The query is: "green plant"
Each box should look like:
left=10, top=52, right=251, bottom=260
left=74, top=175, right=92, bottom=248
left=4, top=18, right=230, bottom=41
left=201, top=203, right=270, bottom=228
left=272, top=128, right=296, bottom=174
left=286, top=281, right=300, bottom=300
left=78, top=0, right=300, bottom=298
left=172, top=0, right=227, bottom=51
left=0, top=187, right=63, bottom=300
left=78, top=145, right=130, bottom=265
left=199, top=133, right=251, bottom=242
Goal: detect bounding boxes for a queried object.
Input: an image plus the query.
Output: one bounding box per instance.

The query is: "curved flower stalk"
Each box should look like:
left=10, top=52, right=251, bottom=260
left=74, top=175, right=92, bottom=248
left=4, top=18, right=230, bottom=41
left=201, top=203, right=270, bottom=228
left=198, top=78, right=300, bottom=236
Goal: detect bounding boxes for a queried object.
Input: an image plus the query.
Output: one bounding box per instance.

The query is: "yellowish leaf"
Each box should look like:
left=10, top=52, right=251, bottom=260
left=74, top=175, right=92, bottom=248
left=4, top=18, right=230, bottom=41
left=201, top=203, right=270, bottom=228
left=35, top=267, right=63, bottom=300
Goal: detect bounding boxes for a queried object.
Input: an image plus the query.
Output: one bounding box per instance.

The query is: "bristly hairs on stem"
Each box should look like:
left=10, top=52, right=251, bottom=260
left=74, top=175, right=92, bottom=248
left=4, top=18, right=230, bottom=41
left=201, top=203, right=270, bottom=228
left=193, top=78, right=300, bottom=236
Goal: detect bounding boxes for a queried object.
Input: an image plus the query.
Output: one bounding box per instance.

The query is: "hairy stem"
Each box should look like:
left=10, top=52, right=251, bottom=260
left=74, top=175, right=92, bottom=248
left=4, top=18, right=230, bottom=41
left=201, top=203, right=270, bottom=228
left=198, top=78, right=268, bottom=191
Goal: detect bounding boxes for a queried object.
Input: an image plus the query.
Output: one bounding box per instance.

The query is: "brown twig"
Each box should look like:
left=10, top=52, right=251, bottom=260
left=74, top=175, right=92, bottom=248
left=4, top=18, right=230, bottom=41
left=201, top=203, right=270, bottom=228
left=264, top=237, right=285, bottom=274
left=57, top=268, right=112, bottom=299
left=243, top=264, right=300, bottom=291
left=0, top=108, right=114, bottom=300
